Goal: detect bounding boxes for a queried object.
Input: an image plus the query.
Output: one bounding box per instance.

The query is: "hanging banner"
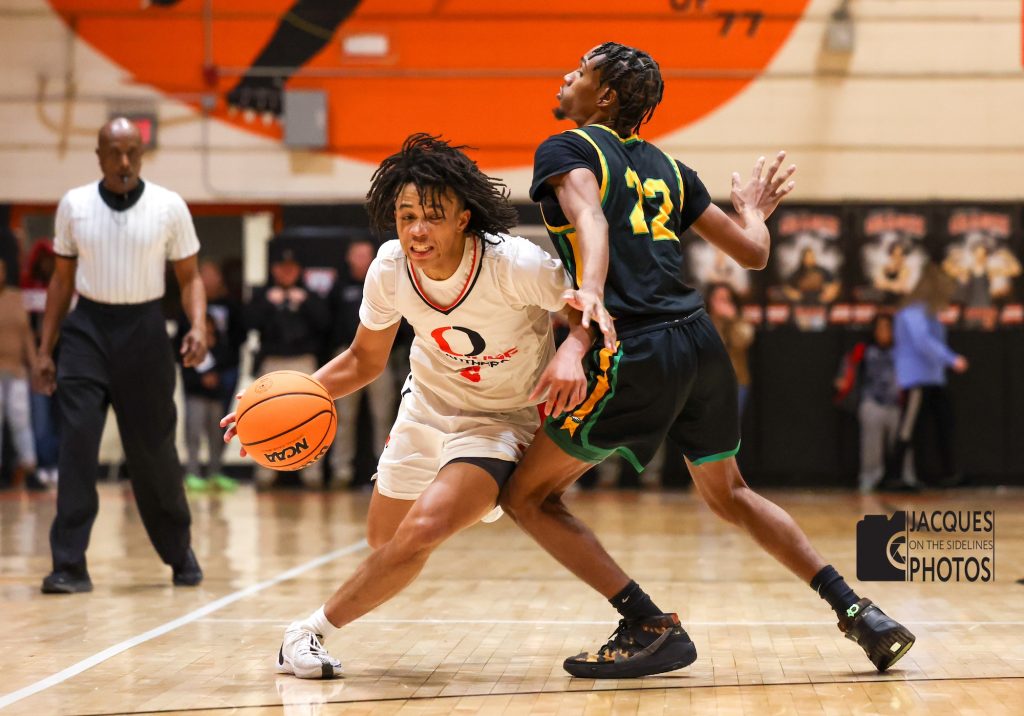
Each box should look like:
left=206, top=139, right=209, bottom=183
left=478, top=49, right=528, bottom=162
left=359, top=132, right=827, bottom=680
left=851, top=206, right=931, bottom=326
left=939, top=206, right=1022, bottom=329
left=765, top=206, right=845, bottom=330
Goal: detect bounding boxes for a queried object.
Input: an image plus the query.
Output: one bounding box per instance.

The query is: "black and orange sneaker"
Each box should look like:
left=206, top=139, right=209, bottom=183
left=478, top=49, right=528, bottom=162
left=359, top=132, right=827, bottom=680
left=839, top=598, right=916, bottom=672
left=563, top=613, right=697, bottom=679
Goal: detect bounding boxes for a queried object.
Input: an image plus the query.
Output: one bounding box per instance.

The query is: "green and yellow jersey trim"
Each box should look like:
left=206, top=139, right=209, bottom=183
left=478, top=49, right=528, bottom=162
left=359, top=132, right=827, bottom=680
left=540, top=205, right=581, bottom=288
left=567, top=128, right=609, bottom=206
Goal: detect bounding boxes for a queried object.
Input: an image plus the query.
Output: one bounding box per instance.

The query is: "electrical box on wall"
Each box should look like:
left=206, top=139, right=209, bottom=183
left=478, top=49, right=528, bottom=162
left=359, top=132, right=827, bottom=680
left=283, top=90, right=328, bottom=149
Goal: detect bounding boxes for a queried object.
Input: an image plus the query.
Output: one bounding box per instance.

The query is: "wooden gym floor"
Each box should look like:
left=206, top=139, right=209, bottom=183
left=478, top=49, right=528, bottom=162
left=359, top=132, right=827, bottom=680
left=1, top=484, right=1021, bottom=715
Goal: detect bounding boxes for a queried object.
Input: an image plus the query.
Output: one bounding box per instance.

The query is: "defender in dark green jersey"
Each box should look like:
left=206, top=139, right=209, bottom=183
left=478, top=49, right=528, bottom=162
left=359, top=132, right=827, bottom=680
left=502, top=42, right=915, bottom=679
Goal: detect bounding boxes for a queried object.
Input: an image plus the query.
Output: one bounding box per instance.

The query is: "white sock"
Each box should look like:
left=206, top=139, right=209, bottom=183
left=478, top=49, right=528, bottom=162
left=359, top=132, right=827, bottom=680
left=298, top=606, right=338, bottom=640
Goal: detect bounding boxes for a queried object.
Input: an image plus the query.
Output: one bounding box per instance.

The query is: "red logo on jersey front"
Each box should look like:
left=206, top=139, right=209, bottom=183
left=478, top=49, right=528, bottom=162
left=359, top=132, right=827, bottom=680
left=429, top=325, right=518, bottom=380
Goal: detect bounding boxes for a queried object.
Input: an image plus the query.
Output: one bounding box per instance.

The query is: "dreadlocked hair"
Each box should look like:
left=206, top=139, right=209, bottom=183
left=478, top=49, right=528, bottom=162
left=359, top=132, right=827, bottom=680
left=590, top=42, right=664, bottom=137
left=365, top=133, right=519, bottom=239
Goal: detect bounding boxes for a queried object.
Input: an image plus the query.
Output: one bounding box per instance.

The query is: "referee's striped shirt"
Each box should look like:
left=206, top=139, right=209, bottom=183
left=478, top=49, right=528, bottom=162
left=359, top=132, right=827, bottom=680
left=54, top=180, right=200, bottom=304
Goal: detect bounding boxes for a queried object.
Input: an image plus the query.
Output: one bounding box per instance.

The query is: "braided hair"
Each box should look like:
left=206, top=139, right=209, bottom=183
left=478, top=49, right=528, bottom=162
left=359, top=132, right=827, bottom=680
left=589, top=42, right=664, bottom=137
left=366, top=133, right=518, bottom=238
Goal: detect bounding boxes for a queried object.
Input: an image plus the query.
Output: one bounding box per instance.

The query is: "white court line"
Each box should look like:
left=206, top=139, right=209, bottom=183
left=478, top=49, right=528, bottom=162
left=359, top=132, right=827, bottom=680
left=197, top=617, right=1024, bottom=627
left=0, top=539, right=368, bottom=711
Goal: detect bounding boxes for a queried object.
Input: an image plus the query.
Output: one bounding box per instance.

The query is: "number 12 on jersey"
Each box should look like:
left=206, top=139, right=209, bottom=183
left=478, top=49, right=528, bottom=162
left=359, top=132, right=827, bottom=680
left=624, top=168, right=678, bottom=241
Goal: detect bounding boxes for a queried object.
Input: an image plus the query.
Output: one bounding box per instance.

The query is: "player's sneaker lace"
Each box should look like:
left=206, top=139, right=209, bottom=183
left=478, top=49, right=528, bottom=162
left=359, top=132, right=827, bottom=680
left=563, top=612, right=697, bottom=679
left=838, top=598, right=916, bottom=672
left=276, top=622, right=342, bottom=679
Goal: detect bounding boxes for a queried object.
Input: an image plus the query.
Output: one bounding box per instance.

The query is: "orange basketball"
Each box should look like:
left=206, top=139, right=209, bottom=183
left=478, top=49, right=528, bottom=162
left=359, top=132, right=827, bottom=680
left=235, top=371, right=337, bottom=471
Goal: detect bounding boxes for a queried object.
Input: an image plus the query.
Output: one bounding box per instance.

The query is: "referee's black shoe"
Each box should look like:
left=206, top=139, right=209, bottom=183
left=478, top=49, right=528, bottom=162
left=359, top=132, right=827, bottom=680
left=563, top=613, right=697, bottom=679
left=839, top=598, right=916, bottom=671
left=172, top=548, right=203, bottom=587
left=41, top=569, right=93, bottom=594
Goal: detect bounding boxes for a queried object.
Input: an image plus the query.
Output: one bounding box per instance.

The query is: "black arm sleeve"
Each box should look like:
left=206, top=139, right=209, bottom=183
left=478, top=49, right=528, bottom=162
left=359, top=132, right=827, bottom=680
left=529, top=132, right=601, bottom=202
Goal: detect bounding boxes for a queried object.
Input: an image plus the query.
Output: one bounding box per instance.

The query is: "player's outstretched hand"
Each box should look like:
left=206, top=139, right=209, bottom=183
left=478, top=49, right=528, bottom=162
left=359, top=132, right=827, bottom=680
left=563, top=288, right=616, bottom=350
left=219, top=391, right=247, bottom=457
left=730, top=150, right=797, bottom=221
left=530, top=348, right=588, bottom=418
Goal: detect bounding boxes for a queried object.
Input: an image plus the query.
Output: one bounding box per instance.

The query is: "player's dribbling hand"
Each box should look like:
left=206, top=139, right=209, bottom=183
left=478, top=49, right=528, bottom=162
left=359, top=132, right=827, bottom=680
left=731, top=150, right=797, bottom=221
left=219, top=392, right=247, bottom=457
left=563, top=288, right=616, bottom=350
left=530, top=349, right=587, bottom=417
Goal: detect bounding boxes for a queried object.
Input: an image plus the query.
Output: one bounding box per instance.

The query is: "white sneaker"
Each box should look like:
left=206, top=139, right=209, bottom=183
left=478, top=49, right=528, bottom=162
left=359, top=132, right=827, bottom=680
left=276, top=622, right=342, bottom=679
left=481, top=505, right=503, bottom=523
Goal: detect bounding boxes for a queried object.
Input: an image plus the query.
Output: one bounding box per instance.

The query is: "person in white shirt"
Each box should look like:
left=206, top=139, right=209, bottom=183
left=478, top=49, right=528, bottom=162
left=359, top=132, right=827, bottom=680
left=33, top=118, right=208, bottom=594
left=222, top=134, right=592, bottom=679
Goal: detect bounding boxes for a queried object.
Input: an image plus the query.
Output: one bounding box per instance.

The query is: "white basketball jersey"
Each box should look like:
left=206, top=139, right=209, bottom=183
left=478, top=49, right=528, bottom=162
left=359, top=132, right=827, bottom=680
left=359, top=234, right=571, bottom=413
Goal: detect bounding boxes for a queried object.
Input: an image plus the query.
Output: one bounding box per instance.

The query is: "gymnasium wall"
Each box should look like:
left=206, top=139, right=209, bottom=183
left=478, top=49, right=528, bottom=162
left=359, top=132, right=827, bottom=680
left=0, top=0, right=1021, bottom=203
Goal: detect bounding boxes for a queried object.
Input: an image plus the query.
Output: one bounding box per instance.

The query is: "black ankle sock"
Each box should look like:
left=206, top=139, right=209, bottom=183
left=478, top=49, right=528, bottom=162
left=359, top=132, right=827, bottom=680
left=609, top=580, right=663, bottom=621
left=810, top=565, right=860, bottom=618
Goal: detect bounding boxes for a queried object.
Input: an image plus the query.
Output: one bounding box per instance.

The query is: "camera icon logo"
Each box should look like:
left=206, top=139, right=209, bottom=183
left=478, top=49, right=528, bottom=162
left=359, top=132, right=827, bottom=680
left=856, top=512, right=907, bottom=581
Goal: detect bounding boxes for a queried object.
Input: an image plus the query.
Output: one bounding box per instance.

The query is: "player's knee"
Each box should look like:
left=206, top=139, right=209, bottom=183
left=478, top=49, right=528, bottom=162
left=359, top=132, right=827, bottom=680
left=702, top=483, right=747, bottom=525
left=392, top=515, right=451, bottom=557
left=365, top=526, right=392, bottom=551
left=499, top=488, right=548, bottom=524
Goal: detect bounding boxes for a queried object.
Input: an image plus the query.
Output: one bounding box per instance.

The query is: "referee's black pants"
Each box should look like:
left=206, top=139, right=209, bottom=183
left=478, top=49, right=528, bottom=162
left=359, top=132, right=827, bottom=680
left=50, top=297, right=192, bottom=574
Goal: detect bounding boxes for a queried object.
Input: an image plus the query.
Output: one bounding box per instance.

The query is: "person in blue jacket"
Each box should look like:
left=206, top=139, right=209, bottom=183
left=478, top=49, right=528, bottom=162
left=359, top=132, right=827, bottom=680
left=890, top=263, right=968, bottom=488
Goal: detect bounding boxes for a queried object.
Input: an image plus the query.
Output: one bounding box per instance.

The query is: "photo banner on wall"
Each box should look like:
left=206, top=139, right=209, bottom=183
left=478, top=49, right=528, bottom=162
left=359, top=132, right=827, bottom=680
left=765, top=206, right=845, bottom=330
left=850, top=206, right=932, bottom=326
left=681, top=205, right=763, bottom=324
left=938, top=205, right=1022, bottom=330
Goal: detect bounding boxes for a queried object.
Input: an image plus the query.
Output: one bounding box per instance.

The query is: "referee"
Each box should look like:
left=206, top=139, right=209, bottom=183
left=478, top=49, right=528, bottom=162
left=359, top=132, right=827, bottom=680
left=34, top=118, right=208, bottom=594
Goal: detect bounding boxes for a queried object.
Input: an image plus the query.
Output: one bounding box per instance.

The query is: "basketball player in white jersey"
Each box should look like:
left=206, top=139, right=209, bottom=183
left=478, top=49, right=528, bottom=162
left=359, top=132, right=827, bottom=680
left=222, top=134, right=596, bottom=678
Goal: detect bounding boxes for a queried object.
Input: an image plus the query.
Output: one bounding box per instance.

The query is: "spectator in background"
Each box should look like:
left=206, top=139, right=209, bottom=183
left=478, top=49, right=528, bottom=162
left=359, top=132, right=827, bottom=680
left=178, top=313, right=237, bottom=492
left=200, top=260, right=245, bottom=414
left=890, top=263, right=968, bottom=488
left=248, top=245, right=330, bottom=489
left=835, top=314, right=907, bottom=493
left=0, top=257, right=39, bottom=489
left=706, top=283, right=755, bottom=415
left=21, top=240, right=59, bottom=487
left=327, top=237, right=396, bottom=489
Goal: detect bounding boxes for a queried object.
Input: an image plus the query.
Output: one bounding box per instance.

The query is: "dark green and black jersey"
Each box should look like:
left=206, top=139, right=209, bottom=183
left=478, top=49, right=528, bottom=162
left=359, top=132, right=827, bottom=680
left=530, top=123, right=711, bottom=325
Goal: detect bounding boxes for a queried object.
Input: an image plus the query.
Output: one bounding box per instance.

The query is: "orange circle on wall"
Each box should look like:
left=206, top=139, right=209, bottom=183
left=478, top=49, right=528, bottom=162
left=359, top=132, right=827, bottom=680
left=48, top=0, right=810, bottom=168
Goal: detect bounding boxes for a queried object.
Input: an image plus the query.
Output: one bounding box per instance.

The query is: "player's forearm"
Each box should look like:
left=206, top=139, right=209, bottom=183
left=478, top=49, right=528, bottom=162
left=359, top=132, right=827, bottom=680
left=575, top=209, right=610, bottom=294
left=313, top=350, right=384, bottom=399
left=560, top=309, right=596, bottom=359
left=738, top=208, right=771, bottom=270
left=38, top=274, right=74, bottom=356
